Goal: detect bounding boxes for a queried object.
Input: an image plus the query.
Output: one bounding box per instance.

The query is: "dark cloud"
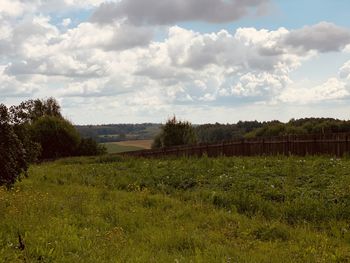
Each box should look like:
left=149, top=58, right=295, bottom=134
left=103, top=24, right=153, bottom=50
left=91, top=0, right=270, bottom=25
left=284, top=22, right=350, bottom=52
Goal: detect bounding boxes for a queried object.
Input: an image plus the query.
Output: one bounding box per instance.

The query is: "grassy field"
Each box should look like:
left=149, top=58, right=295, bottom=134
left=101, top=143, right=144, bottom=154
left=1, top=155, right=350, bottom=262
left=102, top=140, right=152, bottom=154
left=114, top=140, right=152, bottom=149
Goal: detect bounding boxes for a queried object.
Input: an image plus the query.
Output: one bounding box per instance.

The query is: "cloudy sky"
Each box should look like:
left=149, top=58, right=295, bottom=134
left=1, top=0, right=350, bottom=124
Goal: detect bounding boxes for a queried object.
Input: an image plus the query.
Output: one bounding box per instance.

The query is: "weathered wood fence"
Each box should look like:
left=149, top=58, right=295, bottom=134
left=122, top=133, right=350, bottom=158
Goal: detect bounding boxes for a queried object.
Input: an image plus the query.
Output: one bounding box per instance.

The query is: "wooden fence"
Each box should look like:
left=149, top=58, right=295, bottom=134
left=122, top=133, right=350, bottom=158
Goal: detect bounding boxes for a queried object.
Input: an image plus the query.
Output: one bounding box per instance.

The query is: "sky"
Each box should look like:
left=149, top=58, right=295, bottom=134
left=1, top=0, right=350, bottom=124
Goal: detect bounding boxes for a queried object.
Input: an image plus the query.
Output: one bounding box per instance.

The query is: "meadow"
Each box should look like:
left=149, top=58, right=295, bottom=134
left=101, top=143, right=143, bottom=154
left=1, top=155, right=350, bottom=262
left=102, top=140, right=152, bottom=154
left=115, top=140, right=152, bottom=149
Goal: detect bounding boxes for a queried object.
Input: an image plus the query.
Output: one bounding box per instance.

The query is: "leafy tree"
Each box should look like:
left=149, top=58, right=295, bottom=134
left=9, top=98, right=103, bottom=160
left=9, top=97, right=62, bottom=125
left=152, top=116, right=197, bottom=148
left=8, top=98, right=62, bottom=162
left=31, top=116, right=81, bottom=159
left=0, top=104, right=27, bottom=187
left=195, top=121, right=263, bottom=143
left=244, top=118, right=350, bottom=138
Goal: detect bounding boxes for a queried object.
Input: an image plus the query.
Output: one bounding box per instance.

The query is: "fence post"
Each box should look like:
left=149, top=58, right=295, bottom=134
left=262, top=139, right=265, bottom=156
left=242, top=139, right=245, bottom=156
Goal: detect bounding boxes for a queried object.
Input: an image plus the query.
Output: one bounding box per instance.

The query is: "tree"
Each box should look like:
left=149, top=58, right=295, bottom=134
left=9, top=98, right=62, bottom=162
left=9, top=97, right=62, bottom=125
left=30, top=116, right=81, bottom=159
left=0, top=104, right=27, bottom=187
left=9, top=98, right=103, bottom=160
left=152, top=116, right=197, bottom=148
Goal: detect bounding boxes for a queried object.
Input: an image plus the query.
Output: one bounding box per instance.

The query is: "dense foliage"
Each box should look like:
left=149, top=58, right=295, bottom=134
left=0, top=98, right=104, bottom=186
left=9, top=97, right=62, bottom=125
left=246, top=118, right=350, bottom=138
left=195, top=121, right=263, bottom=143
left=194, top=118, right=350, bottom=143
left=152, top=117, right=197, bottom=148
left=0, top=105, right=27, bottom=187
left=2, top=155, right=350, bottom=262
left=77, top=138, right=106, bottom=156
left=31, top=116, right=81, bottom=159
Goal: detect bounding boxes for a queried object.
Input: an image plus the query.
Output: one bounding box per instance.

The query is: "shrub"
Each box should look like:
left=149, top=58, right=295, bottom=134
left=77, top=138, right=106, bottom=156
left=152, top=116, right=197, bottom=148
left=31, top=116, right=81, bottom=159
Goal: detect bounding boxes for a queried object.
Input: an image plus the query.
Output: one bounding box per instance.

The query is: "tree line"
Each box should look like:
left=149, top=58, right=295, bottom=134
left=152, top=117, right=350, bottom=149
left=76, top=123, right=161, bottom=143
left=245, top=118, right=350, bottom=138
left=0, top=98, right=105, bottom=187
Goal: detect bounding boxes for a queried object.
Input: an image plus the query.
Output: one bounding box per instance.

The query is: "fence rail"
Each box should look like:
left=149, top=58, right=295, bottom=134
left=122, top=133, right=350, bottom=158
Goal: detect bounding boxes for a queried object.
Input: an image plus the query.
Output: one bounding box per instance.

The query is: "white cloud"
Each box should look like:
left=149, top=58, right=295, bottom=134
left=61, top=18, right=71, bottom=27
left=339, top=60, right=350, bottom=79
left=1, top=1, right=350, bottom=124
left=0, top=0, right=26, bottom=18
left=280, top=78, right=348, bottom=104
left=3, top=19, right=346, bottom=106
left=0, top=66, right=38, bottom=97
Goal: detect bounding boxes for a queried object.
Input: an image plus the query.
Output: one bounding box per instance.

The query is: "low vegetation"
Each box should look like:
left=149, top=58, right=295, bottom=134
left=1, top=155, right=350, bottom=262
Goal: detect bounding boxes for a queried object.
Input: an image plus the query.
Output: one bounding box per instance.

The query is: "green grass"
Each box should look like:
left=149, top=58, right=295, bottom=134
left=101, top=143, right=143, bottom=154
left=1, top=155, right=350, bottom=262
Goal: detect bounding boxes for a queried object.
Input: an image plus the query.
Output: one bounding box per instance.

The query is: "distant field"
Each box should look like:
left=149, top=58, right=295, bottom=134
left=115, top=140, right=152, bottom=149
left=101, top=143, right=143, bottom=154
left=102, top=140, right=152, bottom=154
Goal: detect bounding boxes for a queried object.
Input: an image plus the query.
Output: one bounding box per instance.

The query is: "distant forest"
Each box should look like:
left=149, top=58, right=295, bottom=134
left=76, top=124, right=161, bottom=143
left=76, top=118, right=350, bottom=144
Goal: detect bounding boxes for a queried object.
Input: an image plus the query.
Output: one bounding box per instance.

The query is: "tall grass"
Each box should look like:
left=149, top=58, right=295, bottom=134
left=1, top=155, right=350, bottom=262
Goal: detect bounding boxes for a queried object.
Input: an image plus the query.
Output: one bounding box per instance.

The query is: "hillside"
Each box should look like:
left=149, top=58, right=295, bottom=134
left=1, top=155, right=350, bottom=262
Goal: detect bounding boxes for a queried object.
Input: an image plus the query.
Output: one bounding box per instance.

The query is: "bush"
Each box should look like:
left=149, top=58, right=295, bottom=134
left=0, top=105, right=27, bottom=187
left=31, top=116, right=81, bottom=159
left=152, top=116, right=197, bottom=148
left=77, top=138, right=106, bottom=156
